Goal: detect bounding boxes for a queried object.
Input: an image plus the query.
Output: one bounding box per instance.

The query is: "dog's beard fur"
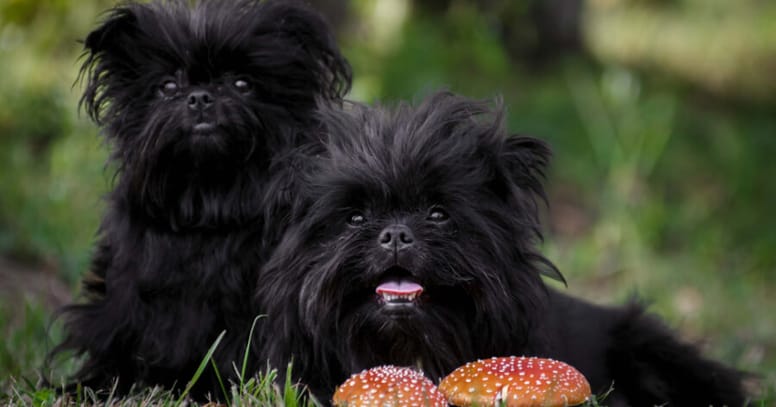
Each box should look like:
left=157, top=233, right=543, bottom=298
left=259, top=91, right=556, bottom=397
left=51, top=0, right=350, bottom=397
left=258, top=91, right=747, bottom=406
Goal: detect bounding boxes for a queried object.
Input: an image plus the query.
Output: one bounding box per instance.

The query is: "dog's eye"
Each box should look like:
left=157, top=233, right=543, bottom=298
left=427, top=207, right=449, bottom=223
left=347, top=212, right=366, bottom=226
left=159, top=80, right=179, bottom=96
left=234, top=79, right=251, bottom=92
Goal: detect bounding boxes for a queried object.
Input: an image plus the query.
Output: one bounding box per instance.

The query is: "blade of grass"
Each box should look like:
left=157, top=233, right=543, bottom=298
left=282, top=362, right=312, bottom=407
left=255, top=365, right=278, bottom=404
left=240, top=315, right=264, bottom=386
left=9, top=379, right=25, bottom=404
left=105, top=377, right=119, bottom=407
left=209, top=357, right=228, bottom=404
left=177, top=329, right=226, bottom=404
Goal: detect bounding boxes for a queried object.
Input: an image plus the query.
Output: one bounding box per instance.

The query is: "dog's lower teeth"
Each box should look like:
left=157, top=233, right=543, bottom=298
left=381, top=293, right=417, bottom=303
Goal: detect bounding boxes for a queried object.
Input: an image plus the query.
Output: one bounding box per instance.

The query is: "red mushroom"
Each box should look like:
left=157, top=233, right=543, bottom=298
left=438, top=356, right=591, bottom=407
left=333, top=365, right=448, bottom=407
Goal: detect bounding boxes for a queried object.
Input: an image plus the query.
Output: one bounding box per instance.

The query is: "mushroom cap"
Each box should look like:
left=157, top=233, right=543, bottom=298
left=438, top=356, right=591, bottom=407
left=332, top=365, right=448, bottom=407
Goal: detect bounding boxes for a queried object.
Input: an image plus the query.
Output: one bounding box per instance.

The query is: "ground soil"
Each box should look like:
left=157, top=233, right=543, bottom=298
left=0, top=256, right=71, bottom=319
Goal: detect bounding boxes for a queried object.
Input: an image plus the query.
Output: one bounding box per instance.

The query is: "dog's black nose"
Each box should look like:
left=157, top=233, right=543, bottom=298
left=187, top=90, right=214, bottom=111
left=379, top=224, right=415, bottom=252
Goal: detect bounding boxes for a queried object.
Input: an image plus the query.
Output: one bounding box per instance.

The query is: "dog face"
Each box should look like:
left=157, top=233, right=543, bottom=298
left=83, top=0, right=350, bottom=163
left=262, top=91, right=558, bottom=382
left=81, top=0, right=352, bottom=157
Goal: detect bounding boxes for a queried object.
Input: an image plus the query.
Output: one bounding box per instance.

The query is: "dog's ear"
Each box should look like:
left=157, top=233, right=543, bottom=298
left=253, top=0, right=352, bottom=101
left=79, top=6, right=141, bottom=124
left=498, top=136, right=566, bottom=285
left=83, top=7, right=138, bottom=57
left=500, top=136, right=551, bottom=200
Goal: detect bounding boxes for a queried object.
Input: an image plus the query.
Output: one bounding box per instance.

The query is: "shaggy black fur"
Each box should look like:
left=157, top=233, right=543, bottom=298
left=51, top=0, right=350, bottom=397
left=257, top=91, right=748, bottom=406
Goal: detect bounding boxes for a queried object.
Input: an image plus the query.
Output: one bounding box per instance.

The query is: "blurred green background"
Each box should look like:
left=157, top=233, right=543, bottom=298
left=0, top=0, right=774, bottom=402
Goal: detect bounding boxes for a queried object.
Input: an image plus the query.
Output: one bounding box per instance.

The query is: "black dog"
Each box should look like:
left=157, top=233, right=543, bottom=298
left=258, top=91, right=747, bottom=406
left=51, top=0, right=350, bottom=397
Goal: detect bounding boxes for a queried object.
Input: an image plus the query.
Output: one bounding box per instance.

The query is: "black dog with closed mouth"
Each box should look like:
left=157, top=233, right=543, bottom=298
left=258, top=91, right=747, bottom=406
left=51, top=0, right=350, bottom=397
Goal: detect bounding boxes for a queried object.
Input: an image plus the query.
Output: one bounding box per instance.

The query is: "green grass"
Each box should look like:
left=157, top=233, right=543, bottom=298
left=1, top=297, right=773, bottom=405
left=2, top=368, right=315, bottom=407
left=0, top=303, right=315, bottom=406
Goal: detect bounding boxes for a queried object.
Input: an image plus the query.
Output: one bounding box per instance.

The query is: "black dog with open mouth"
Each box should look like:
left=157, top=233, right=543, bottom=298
left=51, top=0, right=350, bottom=397
left=258, top=91, right=747, bottom=406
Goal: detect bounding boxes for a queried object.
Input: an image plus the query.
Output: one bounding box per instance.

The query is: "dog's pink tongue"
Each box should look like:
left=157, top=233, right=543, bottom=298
left=376, top=279, right=424, bottom=295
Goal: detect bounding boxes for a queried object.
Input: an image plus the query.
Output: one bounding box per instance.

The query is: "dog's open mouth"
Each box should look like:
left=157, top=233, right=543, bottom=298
left=375, top=267, right=423, bottom=306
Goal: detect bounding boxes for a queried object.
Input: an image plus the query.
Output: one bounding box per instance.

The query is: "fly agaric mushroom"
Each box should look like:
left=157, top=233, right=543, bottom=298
left=438, top=356, right=591, bottom=407
left=332, top=365, right=447, bottom=407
